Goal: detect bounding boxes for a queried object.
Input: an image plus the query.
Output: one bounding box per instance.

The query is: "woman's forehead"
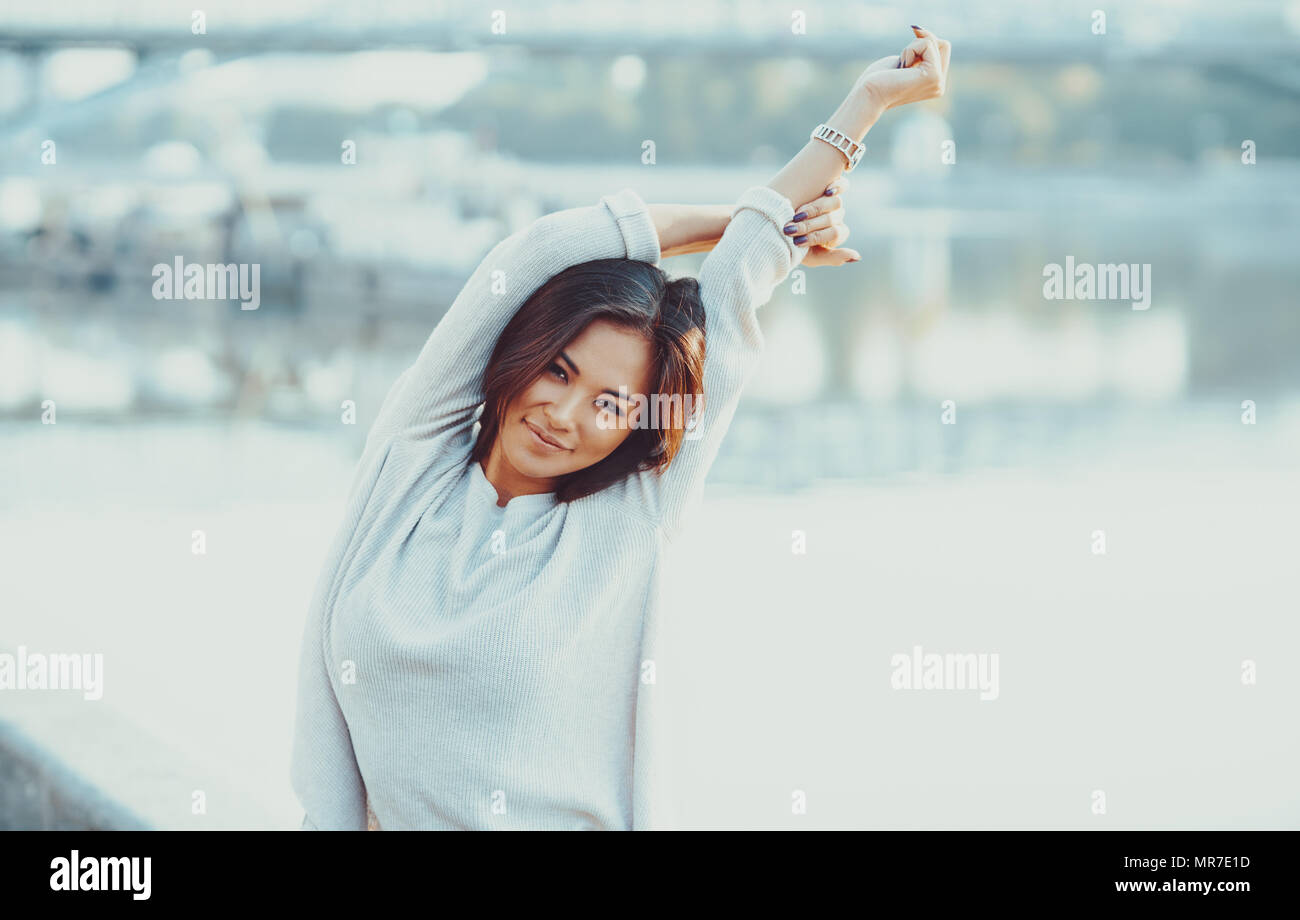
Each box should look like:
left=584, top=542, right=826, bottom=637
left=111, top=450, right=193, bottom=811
left=561, top=322, right=654, bottom=380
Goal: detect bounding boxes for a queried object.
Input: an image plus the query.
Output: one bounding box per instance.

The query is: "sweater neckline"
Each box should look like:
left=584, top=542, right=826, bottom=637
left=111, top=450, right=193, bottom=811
left=469, top=458, right=559, bottom=513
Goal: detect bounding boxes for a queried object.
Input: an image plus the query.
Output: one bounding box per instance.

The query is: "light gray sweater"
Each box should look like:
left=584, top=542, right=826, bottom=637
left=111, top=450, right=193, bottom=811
left=290, top=183, right=806, bottom=829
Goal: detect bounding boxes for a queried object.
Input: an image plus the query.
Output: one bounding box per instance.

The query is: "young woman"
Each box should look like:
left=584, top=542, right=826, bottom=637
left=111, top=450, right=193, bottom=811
left=292, top=26, right=951, bottom=830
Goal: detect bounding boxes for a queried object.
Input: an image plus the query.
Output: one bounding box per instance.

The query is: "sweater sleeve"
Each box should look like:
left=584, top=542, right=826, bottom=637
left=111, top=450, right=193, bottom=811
left=289, top=549, right=369, bottom=831
left=364, top=188, right=661, bottom=455
left=289, top=441, right=398, bottom=832
left=609, top=184, right=807, bottom=540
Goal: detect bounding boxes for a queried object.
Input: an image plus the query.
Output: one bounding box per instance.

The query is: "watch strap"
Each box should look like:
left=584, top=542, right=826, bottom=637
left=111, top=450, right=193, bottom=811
left=810, top=122, right=865, bottom=171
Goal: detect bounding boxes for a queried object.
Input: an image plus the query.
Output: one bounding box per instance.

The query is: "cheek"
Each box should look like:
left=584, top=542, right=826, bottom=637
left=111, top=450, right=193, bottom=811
left=581, top=415, right=631, bottom=454
left=513, top=380, right=549, bottom=412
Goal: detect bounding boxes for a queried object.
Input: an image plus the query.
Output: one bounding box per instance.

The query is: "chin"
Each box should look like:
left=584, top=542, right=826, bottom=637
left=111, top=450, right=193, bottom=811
left=507, top=429, right=575, bottom=477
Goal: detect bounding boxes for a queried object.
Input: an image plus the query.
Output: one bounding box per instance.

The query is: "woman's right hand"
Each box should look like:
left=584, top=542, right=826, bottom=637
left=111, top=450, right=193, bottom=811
left=854, top=25, right=951, bottom=112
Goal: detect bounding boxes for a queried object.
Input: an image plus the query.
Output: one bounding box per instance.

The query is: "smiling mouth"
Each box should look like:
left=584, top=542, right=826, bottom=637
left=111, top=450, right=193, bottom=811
left=524, top=419, right=570, bottom=451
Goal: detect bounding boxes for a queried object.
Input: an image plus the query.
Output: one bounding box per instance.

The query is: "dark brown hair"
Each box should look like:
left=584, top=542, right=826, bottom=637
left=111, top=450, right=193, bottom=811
left=469, top=258, right=706, bottom=503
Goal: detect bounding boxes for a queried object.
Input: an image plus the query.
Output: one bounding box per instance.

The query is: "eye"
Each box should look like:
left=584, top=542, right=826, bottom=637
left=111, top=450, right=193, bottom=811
left=596, top=397, right=624, bottom=417
left=547, top=361, right=567, bottom=382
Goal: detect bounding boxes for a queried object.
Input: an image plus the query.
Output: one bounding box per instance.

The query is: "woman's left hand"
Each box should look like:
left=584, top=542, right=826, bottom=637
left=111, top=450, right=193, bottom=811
left=789, top=175, right=859, bottom=267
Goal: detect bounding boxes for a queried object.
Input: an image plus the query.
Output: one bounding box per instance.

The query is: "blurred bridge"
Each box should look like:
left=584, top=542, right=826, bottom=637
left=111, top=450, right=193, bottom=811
left=1, top=0, right=1298, bottom=66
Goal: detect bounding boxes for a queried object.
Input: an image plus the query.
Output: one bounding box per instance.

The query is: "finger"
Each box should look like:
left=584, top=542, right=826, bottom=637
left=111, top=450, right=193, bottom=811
left=902, top=36, right=940, bottom=71
left=911, top=26, right=949, bottom=74
left=821, top=223, right=850, bottom=251
left=933, top=37, right=950, bottom=75
left=901, top=30, right=920, bottom=68
left=795, top=224, right=850, bottom=248
left=787, top=193, right=843, bottom=230
left=784, top=210, right=833, bottom=240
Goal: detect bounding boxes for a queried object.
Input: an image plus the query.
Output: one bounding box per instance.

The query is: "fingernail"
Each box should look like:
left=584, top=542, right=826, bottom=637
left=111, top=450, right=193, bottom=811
left=783, top=223, right=798, bottom=235
left=792, top=211, right=807, bottom=221
left=911, top=24, right=922, bottom=30
left=793, top=235, right=807, bottom=245
left=822, top=188, right=834, bottom=197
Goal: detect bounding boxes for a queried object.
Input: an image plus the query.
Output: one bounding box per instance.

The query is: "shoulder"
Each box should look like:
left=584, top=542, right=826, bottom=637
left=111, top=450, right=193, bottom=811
left=346, top=430, right=470, bottom=536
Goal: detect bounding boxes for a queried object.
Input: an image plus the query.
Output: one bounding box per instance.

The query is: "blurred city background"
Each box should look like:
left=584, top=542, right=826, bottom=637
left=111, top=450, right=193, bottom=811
left=2, top=0, right=1298, bottom=830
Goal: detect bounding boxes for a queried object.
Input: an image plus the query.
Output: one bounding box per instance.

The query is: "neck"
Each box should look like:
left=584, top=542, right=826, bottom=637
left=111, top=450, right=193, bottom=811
left=482, top=439, right=557, bottom=507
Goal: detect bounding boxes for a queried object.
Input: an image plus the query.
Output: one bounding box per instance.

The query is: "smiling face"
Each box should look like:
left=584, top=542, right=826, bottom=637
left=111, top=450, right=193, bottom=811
left=482, top=318, right=656, bottom=504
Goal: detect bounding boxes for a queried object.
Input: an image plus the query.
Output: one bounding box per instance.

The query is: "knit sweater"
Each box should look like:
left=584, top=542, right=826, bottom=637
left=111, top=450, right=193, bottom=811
left=290, top=183, right=806, bottom=830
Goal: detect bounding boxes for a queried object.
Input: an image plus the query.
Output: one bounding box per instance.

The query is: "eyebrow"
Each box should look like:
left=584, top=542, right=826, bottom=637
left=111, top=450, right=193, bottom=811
left=558, top=350, right=632, bottom=402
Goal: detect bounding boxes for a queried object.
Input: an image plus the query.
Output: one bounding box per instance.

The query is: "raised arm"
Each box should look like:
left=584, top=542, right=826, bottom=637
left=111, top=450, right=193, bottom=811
left=365, top=189, right=661, bottom=455
left=609, top=25, right=950, bottom=540
left=605, top=185, right=813, bottom=539
left=649, top=204, right=732, bottom=257
left=768, top=25, right=949, bottom=208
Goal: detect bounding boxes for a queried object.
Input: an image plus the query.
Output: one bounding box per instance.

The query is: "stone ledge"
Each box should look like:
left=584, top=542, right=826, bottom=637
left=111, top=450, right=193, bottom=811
left=0, top=648, right=280, bottom=830
left=0, top=719, right=150, bottom=830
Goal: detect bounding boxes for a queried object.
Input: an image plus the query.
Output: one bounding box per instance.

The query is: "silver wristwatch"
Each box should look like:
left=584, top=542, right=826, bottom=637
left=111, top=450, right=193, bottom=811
left=811, top=122, right=865, bottom=171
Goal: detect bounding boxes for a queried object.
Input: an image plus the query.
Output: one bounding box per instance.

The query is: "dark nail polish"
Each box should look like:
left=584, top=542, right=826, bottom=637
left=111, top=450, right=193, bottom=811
left=793, top=235, right=807, bottom=245
left=792, top=211, right=807, bottom=222
left=823, top=188, right=834, bottom=196
left=783, top=224, right=798, bottom=235
left=911, top=24, right=921, bottom=29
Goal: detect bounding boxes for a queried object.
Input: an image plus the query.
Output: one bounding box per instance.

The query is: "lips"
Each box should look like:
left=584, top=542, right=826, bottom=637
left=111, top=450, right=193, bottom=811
left=524, top=419, right=569, bottom=451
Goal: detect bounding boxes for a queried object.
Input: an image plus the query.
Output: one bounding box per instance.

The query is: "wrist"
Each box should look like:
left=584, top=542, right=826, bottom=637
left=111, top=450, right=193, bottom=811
left=830, top=87, right=886, bottom=141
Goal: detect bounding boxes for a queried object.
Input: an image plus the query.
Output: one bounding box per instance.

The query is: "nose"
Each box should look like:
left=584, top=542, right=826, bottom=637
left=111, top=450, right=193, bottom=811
left=544, top=391, right=581, bottom=434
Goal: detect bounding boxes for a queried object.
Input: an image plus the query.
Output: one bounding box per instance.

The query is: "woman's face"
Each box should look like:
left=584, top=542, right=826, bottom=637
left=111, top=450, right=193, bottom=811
left=491, top=318, right=656, bottom=494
